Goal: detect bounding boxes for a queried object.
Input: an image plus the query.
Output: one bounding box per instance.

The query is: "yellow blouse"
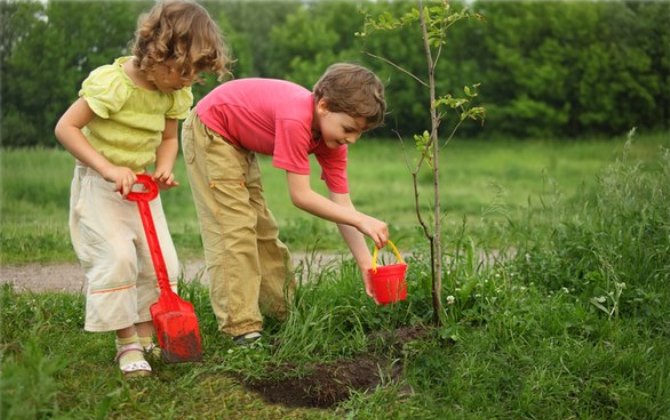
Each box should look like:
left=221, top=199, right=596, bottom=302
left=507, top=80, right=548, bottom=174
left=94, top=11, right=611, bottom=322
left=79, top=56, right=193, bottom=172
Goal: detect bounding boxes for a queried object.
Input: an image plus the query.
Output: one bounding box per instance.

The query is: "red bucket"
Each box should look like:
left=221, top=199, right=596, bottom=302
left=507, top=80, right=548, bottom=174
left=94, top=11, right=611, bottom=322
left=368, top=240, right=408, bottom=305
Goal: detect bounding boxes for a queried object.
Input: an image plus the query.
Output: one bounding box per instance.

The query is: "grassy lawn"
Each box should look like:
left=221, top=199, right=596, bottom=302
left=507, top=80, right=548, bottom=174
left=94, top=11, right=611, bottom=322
left=2, top=132, right=667, bottom=263
left=2, top=131, right=669, bottom=418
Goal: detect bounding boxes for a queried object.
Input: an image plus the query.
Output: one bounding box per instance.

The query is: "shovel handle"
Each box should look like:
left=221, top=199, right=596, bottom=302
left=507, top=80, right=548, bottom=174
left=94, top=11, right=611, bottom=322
left=125, top=175, right=176, bottom=302
left=126, top=174, right=159, bottom=202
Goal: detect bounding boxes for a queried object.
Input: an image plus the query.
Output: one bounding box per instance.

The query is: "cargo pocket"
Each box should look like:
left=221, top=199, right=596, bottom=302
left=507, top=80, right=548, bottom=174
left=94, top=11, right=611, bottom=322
left=204, top=135, right=249, bottom=184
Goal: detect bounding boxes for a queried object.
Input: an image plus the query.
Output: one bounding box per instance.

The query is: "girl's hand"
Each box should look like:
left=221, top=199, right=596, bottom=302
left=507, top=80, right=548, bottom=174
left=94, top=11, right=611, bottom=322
left=151, top=169, right=179, bottom=190
left=101, top=165, right=137, bottom=198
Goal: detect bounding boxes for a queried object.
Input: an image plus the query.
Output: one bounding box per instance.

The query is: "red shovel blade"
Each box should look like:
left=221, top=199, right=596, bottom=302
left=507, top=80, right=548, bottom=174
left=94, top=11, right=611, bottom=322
left=151, top=293, right=203, bottom=363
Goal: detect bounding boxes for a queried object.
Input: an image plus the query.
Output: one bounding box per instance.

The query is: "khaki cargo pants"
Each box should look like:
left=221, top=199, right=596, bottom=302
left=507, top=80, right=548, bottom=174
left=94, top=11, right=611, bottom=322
left=182, top=111, right=295, bottom=337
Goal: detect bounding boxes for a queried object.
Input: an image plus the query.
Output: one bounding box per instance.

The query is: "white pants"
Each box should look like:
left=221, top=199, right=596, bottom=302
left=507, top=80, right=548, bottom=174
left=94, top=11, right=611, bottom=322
left=69, top=165, right=179, bottom=332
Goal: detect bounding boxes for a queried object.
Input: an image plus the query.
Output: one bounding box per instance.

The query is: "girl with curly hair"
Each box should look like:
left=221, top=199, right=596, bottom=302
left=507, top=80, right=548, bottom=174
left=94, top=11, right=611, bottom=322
left=55, top=0, right=229, bottom=378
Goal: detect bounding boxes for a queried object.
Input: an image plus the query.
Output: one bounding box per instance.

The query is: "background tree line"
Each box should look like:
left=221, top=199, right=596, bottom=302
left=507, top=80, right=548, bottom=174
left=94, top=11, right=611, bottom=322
left=2, top=0, right=668, bottom=147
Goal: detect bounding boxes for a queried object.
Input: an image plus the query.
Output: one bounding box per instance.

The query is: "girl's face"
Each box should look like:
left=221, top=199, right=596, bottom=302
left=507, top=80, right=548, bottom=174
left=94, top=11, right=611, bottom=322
left=148, top=61, right=194, bottom=93
left=314, top=99, right=367, bottom=149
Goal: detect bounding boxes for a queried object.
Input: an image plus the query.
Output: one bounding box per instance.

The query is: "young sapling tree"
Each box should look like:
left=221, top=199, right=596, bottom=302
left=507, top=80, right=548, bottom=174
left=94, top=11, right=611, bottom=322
left=358, top=0, right=485, bottom=325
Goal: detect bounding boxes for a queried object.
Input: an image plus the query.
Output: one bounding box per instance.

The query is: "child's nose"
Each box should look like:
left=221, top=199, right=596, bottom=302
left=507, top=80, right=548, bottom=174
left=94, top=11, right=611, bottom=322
left=347, top=133, right=361, bottom=144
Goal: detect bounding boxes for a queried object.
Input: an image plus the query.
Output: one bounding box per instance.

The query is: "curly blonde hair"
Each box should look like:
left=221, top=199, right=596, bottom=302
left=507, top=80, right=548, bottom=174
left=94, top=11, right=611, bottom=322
left=313, top=63, right=386, bottom=130
left=132, top=0, right=230, bottom=81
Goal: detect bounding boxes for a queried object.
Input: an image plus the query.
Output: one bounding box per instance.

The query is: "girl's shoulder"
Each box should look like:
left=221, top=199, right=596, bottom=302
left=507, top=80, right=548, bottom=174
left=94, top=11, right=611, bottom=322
left=79, top=57, right=135, bottom=118
left=85, top=57, right=136, bottom=89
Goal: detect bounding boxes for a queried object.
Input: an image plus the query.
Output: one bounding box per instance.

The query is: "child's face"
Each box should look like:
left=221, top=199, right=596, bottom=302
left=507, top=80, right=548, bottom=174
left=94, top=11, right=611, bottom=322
left=148, top=61, right=195, bottom=93
left=316, top=99, right=367, bottom=149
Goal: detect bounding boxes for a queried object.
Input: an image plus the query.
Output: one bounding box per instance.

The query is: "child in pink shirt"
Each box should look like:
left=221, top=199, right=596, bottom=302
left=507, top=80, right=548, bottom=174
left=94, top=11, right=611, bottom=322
left=182, top=63, right=389, bottom=344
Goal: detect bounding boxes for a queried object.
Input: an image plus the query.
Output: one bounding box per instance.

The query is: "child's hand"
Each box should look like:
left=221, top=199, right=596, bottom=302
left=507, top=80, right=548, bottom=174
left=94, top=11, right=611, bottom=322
left=357, top=215, right=389, bottom=250
left=151, top=170, right=179, bottom=190
left=361, top=267, right=375, bottom=299
left=102, top=166, right=137, bottom=198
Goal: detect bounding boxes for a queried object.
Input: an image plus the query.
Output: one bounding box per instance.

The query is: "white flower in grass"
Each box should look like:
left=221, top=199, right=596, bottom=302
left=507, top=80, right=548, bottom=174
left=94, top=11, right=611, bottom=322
left=446, top=295, right=455, bottom=305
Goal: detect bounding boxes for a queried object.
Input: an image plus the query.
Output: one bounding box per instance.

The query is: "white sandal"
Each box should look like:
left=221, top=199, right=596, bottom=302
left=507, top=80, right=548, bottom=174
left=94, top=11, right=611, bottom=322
left=116, top=344, right=152, bottom=378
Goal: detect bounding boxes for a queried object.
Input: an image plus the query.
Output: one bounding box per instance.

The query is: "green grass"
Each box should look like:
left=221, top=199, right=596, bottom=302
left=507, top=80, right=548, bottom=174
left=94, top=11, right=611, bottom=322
left=3, top=132, right=668, bottom=264
left=2, top=132, right=670, bottom=417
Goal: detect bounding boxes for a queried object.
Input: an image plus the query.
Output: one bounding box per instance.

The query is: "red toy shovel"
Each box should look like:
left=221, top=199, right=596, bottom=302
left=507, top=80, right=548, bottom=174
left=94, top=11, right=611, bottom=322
left=126, top=174, right=203, bottom=363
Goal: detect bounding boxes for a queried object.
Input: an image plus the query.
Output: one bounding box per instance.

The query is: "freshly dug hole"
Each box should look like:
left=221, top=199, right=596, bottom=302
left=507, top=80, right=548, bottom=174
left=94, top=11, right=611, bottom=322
left=242, top=325, right=429, bottom=408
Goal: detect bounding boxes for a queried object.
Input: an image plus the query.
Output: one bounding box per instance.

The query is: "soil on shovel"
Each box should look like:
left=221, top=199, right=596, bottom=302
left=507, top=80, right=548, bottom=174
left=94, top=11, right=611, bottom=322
left=242, top=325, right=430, bottom=408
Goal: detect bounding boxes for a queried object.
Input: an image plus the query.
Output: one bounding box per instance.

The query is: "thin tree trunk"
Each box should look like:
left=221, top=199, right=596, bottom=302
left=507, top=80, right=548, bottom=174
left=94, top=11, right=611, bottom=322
left=418, top=1, right=443, bottom=326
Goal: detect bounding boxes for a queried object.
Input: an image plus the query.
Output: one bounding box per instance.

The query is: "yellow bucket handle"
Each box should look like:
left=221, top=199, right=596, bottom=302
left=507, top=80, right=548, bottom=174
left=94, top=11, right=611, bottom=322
left=371, top=240, right=405, bottom=272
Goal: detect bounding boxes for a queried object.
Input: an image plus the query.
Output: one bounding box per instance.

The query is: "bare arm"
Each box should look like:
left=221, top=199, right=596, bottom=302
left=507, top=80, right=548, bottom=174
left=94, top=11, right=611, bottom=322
left=54, top=98, right=137, bottom=196
left=152, top=118, right=180, bottom=189
left=286, top=171, right=389, bottom=249
left=329, top=191, right=376, bottom=297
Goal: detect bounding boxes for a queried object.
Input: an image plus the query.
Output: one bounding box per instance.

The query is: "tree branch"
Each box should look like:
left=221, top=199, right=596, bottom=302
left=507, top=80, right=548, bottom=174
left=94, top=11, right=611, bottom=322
left=364, top=51, right=429, bottom=88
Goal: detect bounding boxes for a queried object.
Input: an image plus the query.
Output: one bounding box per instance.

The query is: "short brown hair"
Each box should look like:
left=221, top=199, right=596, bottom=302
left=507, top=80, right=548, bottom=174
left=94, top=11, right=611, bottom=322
left=132, top=0, right=230, bottom=81
left=313, top=63, right=386, bottom=130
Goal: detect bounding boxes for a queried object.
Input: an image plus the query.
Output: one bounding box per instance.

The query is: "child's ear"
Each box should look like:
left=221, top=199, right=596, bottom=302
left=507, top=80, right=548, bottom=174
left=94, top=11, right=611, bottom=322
left=316, top=98, right=329, bottom=115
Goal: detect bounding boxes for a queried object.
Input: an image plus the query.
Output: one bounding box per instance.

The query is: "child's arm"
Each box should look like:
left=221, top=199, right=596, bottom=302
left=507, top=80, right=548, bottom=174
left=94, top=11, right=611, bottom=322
left=152, top=118, right=180, bottom=189
left=54, top=98, right=137, bottom=197
left=286, top=172, right=388, bottom=249
left=329, top=191, right=376, bottom=298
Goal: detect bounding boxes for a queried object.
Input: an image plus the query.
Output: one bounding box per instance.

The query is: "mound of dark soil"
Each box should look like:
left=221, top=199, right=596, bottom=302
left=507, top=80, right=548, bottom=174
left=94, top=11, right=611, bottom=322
left=243, top=325, right=429, bottom=408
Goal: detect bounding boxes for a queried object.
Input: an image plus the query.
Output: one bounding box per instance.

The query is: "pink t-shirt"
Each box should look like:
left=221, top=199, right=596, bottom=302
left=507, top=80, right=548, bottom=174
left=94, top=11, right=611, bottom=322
left=196, top=78, right=348, bottom=193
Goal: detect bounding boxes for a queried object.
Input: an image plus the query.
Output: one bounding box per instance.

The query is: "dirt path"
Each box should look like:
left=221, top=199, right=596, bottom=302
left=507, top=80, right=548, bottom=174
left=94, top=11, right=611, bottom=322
left=0, top=253, right=345, bottom=294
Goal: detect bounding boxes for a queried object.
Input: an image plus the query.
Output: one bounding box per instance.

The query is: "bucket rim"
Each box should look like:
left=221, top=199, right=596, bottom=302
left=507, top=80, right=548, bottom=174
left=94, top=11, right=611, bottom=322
left=369, top=262, right=407, bottom=273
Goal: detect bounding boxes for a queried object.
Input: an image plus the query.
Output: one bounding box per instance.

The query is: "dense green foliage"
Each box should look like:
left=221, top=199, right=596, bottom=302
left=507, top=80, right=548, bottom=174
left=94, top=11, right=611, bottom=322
left=2, top=137, right=669, bottom=417
left=2, top=1, right=668, bottom=147
left=1, top=1, right=152, bottom=146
